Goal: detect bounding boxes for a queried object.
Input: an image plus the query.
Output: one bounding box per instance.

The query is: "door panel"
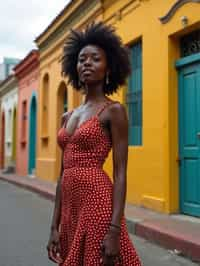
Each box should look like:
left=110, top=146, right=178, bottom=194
left=29, top=97, right=37, bottom=175
left=179, top=62, right=200, bottom=217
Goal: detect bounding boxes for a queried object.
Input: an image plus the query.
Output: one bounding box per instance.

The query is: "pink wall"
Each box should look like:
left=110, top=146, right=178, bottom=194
left=15, top=51, right=39, bottom=176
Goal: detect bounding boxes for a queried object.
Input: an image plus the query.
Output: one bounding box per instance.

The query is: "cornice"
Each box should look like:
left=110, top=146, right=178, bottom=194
left=0, top=75, right=16, bottom=89
left=159, top=0, right=200, bottom=24
left=0, top=75, right=17, bottom=96
left=14, top=50, right=38, bottom=78
left=35, top=0, right=74, bottom=43
left=35, top=0, right=101, bottom=52
left=104, top=0, right=142, bottom=25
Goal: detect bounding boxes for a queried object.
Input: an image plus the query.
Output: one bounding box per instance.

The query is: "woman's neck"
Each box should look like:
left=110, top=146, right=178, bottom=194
left=83, top=83, right=107, bottom=104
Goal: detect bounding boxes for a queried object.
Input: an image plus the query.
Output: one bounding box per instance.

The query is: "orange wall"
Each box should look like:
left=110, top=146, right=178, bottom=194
left=16, top=68, right=38, bottom=176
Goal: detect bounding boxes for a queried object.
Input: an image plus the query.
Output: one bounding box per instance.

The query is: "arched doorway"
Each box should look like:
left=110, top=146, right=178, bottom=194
left=42, top=74, right=49, bottom=137
left=55, top=82, right=68, bottom=180
left=12, top=107, right=17, bottom=164
left=0, top=111, right=5, bottom=168
left=28, top=94, right=37, bottom=175
left=57, top=82, right=68, bottom=128
left=63, top=89, right=68, bottom=113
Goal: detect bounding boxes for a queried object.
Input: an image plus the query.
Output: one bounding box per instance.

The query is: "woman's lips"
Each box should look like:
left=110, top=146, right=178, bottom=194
left=81, top=70, right=94, bottom=80
left=82, top=69, right=94, bottom=74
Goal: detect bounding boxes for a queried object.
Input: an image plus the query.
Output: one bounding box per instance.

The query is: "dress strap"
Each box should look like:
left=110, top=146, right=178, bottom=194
left=97, top=101, right=119, bottom=117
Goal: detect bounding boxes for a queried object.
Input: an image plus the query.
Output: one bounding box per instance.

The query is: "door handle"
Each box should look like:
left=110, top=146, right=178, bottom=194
left=197, top=132, right=200, bottom=138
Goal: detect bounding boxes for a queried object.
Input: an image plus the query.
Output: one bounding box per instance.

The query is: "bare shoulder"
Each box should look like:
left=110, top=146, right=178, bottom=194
left=107, top=101, right=128, bottom=121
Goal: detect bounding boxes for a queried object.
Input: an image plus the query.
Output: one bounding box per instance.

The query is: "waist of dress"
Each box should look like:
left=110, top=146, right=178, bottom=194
left=63, top=157, right=105, bottom=169
left=63, top=166, right=104, bottom=171
left=63, top=161, right=104, bottom=169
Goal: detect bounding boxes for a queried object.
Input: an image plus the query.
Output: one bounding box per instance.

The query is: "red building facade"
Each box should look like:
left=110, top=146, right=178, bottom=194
left=14, top=50, right=39, bottom=176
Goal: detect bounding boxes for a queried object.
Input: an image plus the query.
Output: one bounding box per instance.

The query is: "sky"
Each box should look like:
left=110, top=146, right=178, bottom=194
left=0, top=0, right=70, bottom=62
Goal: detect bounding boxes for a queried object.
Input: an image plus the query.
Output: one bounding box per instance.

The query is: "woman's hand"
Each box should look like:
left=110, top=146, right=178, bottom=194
left=100, top=228, right=120, bottom=265
left=47, top=229, right=63, bottom=264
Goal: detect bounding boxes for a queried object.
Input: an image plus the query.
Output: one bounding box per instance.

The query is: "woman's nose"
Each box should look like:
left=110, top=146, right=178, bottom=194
left=84, top=57, right=92, bottom=66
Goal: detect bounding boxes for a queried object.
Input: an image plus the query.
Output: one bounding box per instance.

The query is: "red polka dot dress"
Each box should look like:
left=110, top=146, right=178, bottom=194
left=57, top=101, right=141, bottom=266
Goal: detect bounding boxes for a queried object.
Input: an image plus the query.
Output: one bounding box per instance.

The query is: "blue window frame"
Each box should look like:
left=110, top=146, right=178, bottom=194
left=126, top=41, right=142, bottom=146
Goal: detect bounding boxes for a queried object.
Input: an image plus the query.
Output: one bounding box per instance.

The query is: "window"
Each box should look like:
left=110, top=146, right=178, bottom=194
left=63, top=89, right=68, bottom=113
left=6, top=109, right=12, bottom=144
left=8, top=109, right=12, bottom=141
left=41, top=74, right=49, bottom=137
left=21, top=100, right=27, bottom=143
left=180, top=29, right=200, bottom=57
left=126, top=41, right=142, bottom=146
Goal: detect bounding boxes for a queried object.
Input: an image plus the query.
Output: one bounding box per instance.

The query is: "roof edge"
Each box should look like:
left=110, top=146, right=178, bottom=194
left=0, top=74, right=16, bottom=89
left=35, top=0, right=74, bottom=44
left=14, top=50, right=39, bottom=76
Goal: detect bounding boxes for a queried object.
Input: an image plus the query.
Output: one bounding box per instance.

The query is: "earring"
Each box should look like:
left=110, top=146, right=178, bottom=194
left=106, top=72, right=109, bottom=85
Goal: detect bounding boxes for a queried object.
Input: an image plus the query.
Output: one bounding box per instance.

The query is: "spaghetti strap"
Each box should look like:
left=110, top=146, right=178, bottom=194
left=97, top=100, right=119, bottom=117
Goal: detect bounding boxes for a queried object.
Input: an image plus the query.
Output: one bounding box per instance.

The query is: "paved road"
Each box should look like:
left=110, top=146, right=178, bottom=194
left=0, top=181, right=198, bottom=266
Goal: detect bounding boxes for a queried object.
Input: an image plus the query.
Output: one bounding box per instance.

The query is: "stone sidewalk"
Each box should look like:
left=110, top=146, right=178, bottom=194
left=0, top=171, right=200, bottom=263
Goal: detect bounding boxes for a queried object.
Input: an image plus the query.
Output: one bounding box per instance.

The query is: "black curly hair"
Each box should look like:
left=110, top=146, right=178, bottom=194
left=61, top=22, right=131, bottom=95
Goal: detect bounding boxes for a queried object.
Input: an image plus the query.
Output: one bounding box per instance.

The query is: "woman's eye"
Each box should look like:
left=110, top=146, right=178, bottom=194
left=79, top=58, right=85, bottom=63
left=78, top=56, right=100, bottom=63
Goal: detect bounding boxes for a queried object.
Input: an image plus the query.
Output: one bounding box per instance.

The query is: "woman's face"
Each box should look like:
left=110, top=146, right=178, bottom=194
left=77, top=44, right=108, bottom=86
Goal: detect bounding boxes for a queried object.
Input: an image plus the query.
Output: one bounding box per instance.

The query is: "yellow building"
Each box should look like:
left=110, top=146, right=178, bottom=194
left=35, top=0, right=200, bottom=216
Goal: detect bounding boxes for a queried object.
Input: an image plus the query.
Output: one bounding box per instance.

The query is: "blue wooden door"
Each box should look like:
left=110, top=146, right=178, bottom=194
left=178, top=60, right=200, bottom=217
left=28, top=96, right=37, bottom=175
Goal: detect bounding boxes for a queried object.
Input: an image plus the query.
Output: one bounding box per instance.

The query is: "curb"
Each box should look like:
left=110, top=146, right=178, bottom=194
left=135, top=222, right=200, bottom=263
left=0, top=175, right=55, bottom=201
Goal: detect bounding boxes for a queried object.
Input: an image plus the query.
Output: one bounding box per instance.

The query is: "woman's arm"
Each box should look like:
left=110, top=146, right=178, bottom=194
left=110, top=103, right=128, bottom=227
left=101, top=103, right=128, bottom=264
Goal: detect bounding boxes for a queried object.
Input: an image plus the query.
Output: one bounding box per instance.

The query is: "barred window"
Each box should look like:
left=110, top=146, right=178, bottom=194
left=21, top=100, right=27, bottom=143
left=126, top=41, right=142, bottom=146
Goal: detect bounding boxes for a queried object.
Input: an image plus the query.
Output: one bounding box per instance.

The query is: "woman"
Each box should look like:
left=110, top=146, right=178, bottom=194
left=47, top=22, right=141, bottom=266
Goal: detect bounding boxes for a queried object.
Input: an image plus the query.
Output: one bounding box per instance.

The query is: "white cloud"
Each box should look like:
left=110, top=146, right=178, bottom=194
left=0, top=0, right=70, bottom=62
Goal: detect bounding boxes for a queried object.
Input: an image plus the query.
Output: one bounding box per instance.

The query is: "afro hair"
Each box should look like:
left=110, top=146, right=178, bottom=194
left=61, top=22, right=131, bottom=95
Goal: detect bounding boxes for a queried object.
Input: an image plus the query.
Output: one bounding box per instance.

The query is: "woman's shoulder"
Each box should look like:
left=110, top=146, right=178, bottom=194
left=107, top=100, right=125, bottom=113
left=106, top=101, right=127, bottom=121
